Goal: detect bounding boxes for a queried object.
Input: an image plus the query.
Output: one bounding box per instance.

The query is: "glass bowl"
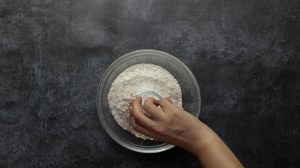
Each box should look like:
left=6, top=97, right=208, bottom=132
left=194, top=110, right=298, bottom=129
left=96, top=49, right=201, bottom=153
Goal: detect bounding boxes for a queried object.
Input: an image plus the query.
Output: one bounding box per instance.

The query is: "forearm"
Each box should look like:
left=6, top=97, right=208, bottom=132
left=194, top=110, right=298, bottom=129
left=184, top=122, right=244, bottom=168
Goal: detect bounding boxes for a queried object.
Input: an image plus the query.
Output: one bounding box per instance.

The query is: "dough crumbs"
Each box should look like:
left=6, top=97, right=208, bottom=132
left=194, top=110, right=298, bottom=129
left=108, top=64, right=182, bottom=140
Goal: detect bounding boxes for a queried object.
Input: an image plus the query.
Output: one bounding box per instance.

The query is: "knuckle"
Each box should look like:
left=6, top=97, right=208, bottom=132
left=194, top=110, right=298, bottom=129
left=156, top=126, right=166, bottom=133
left=150, top=125, right=165, bottom=133
left=133, top=124, right=140, bottom=132
left=131, top=110, right=138, bottom=118
left=164, top=117, right=172, bottom=125
left=144, top=97, right=153, bottom=105
left=165, top=114, right=176, bottom=124
left=135, top=114, right=143, bottom=122
left=160, top=99, right=169, bottom=104
left=143, top=103, right=151, bottom=111
left=132, top=111, right=143, bottom=122
left=167, top=97, right=172, bottom=102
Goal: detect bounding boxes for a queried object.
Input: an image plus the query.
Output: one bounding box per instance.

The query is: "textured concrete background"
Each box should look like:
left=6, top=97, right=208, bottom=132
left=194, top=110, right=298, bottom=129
left=0, top=0, right=300, bottom=167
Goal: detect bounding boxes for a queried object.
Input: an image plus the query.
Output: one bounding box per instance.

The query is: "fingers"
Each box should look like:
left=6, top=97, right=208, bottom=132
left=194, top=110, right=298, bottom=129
left=143, top=97, right=165, bottom=119
left=130, top=96, right=154, bottom=128
left=131, top=118, right=157, bottom=138
left=165, top=97, right=172, bottom=103
left=158, top=97, right=174, bottom=110
left=129, top=97, right=158, bottom=138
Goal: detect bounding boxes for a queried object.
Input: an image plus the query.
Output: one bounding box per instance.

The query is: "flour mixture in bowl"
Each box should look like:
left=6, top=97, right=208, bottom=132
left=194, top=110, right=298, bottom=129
left=108, top=64, right=182, bottom=140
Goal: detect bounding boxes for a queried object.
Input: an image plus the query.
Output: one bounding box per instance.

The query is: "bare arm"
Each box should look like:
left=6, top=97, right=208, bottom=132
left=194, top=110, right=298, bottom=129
left=129, top=96, right=243, bottom=168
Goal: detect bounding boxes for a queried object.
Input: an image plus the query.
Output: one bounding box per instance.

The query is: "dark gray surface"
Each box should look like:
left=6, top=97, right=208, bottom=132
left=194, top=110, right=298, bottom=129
left=0, top=0, right=299, bottom=167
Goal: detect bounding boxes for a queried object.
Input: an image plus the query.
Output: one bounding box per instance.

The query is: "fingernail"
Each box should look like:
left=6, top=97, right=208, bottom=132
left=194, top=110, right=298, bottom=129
left=129, top=105, right=133, bottom=111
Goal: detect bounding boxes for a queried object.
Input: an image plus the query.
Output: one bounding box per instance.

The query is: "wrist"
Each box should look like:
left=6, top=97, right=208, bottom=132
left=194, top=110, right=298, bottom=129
left=184, top=122, right=217, bottom=156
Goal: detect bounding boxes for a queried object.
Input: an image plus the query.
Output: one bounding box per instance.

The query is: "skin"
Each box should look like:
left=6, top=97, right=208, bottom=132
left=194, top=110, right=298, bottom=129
left=129, top=96, right=244, bottom=168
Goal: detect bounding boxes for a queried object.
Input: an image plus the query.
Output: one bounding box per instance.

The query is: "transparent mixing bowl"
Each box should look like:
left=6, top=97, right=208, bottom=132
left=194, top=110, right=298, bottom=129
left=96, top=49, right=201, bottom=153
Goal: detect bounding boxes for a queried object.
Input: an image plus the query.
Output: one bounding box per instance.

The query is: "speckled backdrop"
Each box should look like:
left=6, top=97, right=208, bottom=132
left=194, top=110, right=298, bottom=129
left=0, top=0, right=299, bottom=167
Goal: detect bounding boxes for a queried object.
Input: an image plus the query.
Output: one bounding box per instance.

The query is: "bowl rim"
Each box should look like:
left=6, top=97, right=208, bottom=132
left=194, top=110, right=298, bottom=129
left=96, top=49, right=201, bottom=153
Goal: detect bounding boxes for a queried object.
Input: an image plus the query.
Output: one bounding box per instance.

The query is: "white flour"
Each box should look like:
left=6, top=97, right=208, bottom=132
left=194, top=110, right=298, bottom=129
left=108, top=64, right=182, bottom=140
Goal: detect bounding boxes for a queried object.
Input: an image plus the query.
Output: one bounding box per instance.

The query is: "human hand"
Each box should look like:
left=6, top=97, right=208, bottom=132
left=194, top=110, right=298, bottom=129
left=129, top=96, right=207, bottom=154
left=129, top=96, right=244, bottom=168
